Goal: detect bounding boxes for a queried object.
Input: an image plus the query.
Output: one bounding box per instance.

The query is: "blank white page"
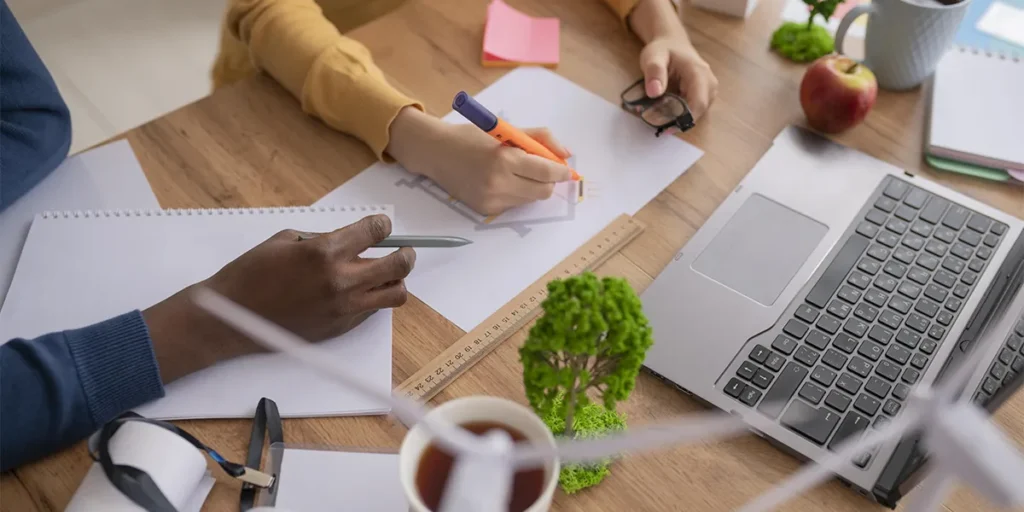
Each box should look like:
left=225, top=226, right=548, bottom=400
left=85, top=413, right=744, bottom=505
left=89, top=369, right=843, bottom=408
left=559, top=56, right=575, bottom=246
left=930, top=48, right=1024, bottom=169
left=0, top=205, right=395, bottom=419
left=273, top=449, right=407, bottom=511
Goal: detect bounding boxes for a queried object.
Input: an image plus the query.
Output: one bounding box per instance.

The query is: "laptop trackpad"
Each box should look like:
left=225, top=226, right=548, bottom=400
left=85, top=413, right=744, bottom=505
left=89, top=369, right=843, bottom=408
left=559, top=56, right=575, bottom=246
left=692, top=194, right=828, bottom=306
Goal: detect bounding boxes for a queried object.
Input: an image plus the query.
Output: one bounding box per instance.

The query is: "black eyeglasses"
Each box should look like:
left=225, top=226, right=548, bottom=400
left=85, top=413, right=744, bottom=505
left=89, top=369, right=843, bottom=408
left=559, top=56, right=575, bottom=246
left=620, top=78, right=695, bottom=137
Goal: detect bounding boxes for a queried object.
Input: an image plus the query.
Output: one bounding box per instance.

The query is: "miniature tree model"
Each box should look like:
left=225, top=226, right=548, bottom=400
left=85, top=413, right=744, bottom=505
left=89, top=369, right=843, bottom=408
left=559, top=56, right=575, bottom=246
left=520, top=272, right=653, bottom=492
left=771, top=0, right=842, bottom=63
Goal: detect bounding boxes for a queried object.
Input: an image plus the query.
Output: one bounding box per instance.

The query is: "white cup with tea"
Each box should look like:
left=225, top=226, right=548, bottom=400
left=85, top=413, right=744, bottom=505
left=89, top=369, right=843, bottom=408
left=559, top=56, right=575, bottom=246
left=399, top=396, right=560, bottom=512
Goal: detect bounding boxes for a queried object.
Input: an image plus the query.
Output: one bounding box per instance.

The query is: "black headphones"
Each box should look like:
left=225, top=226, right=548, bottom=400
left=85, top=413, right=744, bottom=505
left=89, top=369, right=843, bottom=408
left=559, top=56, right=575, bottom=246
left=88, top=398, right=281, bottom=511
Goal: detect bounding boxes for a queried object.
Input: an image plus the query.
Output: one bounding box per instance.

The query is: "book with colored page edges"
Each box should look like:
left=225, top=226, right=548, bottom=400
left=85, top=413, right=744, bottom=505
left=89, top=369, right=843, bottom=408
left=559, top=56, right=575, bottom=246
left=482, top=0, right=559, bottom=68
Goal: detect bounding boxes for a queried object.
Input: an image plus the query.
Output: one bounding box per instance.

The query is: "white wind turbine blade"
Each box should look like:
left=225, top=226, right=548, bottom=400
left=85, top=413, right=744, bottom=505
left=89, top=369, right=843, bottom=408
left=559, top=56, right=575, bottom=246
left=191, top=287, right=485, bottom=457
left=512, top=410, right=749, bottom=468
left=902, top=470, right=953, bottom=512
left=737, top=410, right=924, bottom=512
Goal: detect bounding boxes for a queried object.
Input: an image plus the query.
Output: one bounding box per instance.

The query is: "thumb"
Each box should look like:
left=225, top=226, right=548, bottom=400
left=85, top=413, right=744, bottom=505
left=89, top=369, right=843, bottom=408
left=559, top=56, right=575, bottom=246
left=640, top=44, right=670, bottom=97
left=319, top=214, right=393, bottom=256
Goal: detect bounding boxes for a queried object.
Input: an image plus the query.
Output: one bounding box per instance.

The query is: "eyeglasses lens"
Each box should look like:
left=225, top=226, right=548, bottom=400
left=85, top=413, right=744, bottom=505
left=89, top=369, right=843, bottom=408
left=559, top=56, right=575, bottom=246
left=640, top=96, right=687, bottom=126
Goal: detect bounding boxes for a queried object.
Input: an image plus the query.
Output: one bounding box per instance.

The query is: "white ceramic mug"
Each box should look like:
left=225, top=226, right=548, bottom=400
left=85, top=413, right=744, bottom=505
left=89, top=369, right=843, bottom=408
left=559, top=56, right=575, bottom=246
left=399, top=396, right=560, bottom=512
left=835, top=0, right=971, bottom=90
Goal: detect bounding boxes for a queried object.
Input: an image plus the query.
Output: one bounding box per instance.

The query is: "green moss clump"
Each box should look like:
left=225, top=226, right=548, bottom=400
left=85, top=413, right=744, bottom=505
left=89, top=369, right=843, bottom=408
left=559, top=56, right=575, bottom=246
left=541, top=391, right=627, bottom=494
left=771, top=22, right=834, bottom=63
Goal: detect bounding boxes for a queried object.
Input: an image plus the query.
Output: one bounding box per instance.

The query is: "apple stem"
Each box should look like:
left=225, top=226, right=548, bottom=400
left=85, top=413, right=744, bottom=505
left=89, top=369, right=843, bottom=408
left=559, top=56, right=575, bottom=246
left=846, top=62, right=859, bottom=74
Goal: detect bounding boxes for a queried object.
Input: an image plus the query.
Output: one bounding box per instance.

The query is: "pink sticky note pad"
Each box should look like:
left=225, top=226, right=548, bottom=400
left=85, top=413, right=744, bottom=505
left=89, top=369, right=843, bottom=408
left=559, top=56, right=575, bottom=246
left=482, top=0, right=559, bottom=67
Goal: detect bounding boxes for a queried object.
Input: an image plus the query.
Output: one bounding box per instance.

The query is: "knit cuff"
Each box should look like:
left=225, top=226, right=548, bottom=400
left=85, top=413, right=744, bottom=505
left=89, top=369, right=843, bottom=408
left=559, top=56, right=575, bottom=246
left=301, top=45, right=423, bottom=163
left=64, top=311, right=164, bottom=425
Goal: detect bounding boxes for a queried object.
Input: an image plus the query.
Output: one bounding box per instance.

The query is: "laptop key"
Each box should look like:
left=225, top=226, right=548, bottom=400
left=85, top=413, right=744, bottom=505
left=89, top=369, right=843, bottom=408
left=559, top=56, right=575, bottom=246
left=838, top=285, right=862, bottom=304
left=865, top=209, right=888, bottom=226
left=991, top=222, right=1007, bottom=235
left=1008, top=335, right=1022, bottom=351
left=738, top=361, right=758, bottom=380
left=1017, top=319, right=1024, bottom=336
left=925, top=240, right=947, bottom=257
left=725, top=378, right=746, bottom=398
left=950, top=242, right=974, bottom=261
left=833, top=333, right=859, bottom=353
left=822, top=349, right=848, bottom=371
left=857, top=258, right=881, bottom=275
left=941, top=256, right=965, bottom=274
left=765, top=352, right=786, bottom=372
left=877, top=231, right=899, bottom=248
left=886, top=345, right=911, bottom=365
left=915, top=299, right=939, bottom=318
left=816, top=315, right=842, bottom=335
left=893, top=247, right=916, bottom=265
left=848, top=357, right=873, bottom=378
left=794, top=304, right=819, bottom=324
left=857, top=222, right=880, bottom=238
left=907, top=313, right=929, bottom=333
left=962, top=271, right=978, bottom=285
left=874, top=275, right=898, bottom=293
left=799, top=382, right=825, bottom=404
left=894, top=205, right=916, bottom=222
left=794, top=346, right=820, bottom=367
left=866, top=376, right=892, bottom=399
left=883, top=399, right=901, bottom=416
left=806, top=330, right=831, bottom=350
left=1012, top=356, right=1023, bottom=373
left=907, top=267, right=930, bottom=286
left=928, top=324, right=946, bottom=341
left=750, top=344, right=770, bottom=363
left=829, top=411, right=870, bottom=450
left=811, top=365, right=838, bottom=386
left=771, top=335, right=797, bottom=355
left=916, top=253, right=939, bottom=271
left=966, top=213, right=992, bottom=233
left=752, top=369, right=775, bottom=389
left=977, top=247, right=993, bottom=260
left=937, top=310, right=954, bottom=326
left=919, top=196, right=949, bottom=224
left=933, top=225, right=956, bottom=244
left=877, top=360, right=901, bottom=381
left=910, top=353, right=928, bottom=369
left=983, top=234, right=998, bottom=248
left=920, top=340, right=938, bottom=355
left=855, top=303, right=880, bottom=323
left=953, top=282, right=970, bottom=298
left=886, top=219, right=909, bottom=235
left=854, top=394, right=881, bottom=416
left=883, top=179, right=909, bottom=200
left=901, top=234, right=924, bottom=251
left=904, top=188, right=929, bottom=209
left=837, top=373, right=863, bottom=395
left=827, top=300, right=853, bottom=319
left=879, top=310, right=903, bottom=330
left=903, top=368, right=921, bottom=384
left=896, top=328, right=921, bottom=349
left=874, top=196, right=897, bottom=213
left=924, top=284, right=948, bottom=303
left=758, top=362, right=809, bottom=419
left=893, top=383, right=911, bottom=400
left=942, top=205, right=969, bottom=230
left=981, top=377, right=999, bottom=395
left=990, top=364, right=1006, bottom=381
left=867, top=244, right=891, bottom=261
left=868, top=325, right=893, bottom=345
left=944, top=298, right=962, bottom=312
left=782, top=400, right=841, bottom=445
left=889, top=296, right=913, bottom=314
left=967, top=258, right=984, bottom=273
left=864, top=289, right=889, bottom=308
left=858, top=340, right=883, bottom=361
left=784, top=319, right=809, bottom=339
left=825, top=390, right=852, bottom=412
left=999, top=348, right=1014, bottom=365
left=849, top=271, right=872, bottom=290
left=934, top=270, right=957, bottom=288
left=883, top=261, right=908, bottom=279
left=806, top=234, right=871, bottom=308
left=911, top=221, right=933, bottom=238
left=740, top=386, right=762, bottom=406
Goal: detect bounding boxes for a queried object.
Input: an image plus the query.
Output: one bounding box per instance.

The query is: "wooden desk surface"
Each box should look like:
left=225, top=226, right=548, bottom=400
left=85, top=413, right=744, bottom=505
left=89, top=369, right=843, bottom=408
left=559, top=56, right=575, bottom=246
left=4, top=0, right=1022, bottom=510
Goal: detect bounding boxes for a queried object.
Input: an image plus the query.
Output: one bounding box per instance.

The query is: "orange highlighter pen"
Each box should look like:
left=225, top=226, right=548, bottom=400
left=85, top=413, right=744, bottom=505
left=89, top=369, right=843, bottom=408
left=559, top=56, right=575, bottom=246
left=452, top=91, right=582, bottom=182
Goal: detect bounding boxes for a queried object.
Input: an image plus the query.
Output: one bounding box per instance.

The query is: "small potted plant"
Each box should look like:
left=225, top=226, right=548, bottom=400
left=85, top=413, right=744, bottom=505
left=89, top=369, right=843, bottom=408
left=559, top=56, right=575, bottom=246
left=519, top=272, right=654, bottom=493
left=771, top=0, right=842, bottom=63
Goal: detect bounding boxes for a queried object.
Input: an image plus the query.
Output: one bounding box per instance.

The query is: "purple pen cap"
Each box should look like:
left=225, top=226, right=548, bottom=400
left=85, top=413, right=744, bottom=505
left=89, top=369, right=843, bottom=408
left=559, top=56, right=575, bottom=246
left=453, top=91, right=498, bottom=132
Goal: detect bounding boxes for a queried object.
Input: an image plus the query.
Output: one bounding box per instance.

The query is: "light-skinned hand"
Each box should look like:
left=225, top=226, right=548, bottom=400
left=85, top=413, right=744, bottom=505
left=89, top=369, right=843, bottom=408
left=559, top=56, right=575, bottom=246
left=639, top=36, right=719, bottom=120
left=386, top=107, right=573, bottom=216
left=142, top=214, right=414, bottom=383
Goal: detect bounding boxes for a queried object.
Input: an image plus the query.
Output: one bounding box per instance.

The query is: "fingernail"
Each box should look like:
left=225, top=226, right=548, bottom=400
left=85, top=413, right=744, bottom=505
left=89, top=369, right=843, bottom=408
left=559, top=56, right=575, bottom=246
left=646, top=79, right=663, bottom=97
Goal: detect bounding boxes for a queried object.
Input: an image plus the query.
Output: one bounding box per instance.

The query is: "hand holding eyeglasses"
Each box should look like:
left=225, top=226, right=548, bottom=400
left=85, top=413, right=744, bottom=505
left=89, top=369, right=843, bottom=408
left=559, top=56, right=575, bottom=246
left=638, top=34, right=719, bottom=122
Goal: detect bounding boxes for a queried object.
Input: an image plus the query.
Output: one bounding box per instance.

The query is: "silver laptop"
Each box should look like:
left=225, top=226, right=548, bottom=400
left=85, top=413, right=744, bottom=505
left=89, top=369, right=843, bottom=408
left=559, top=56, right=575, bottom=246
left=640, top=125, right=1024, bottom=506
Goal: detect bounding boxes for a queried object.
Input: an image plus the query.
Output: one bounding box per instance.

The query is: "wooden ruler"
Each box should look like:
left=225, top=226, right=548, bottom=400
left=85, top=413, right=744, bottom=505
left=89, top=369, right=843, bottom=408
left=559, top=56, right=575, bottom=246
left=397, top=214, right=645, bottom=401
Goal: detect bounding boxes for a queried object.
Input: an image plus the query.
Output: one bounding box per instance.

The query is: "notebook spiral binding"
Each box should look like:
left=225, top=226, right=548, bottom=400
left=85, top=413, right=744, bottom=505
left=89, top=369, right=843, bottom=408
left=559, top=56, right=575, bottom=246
left=952, top=44, right=1021, bottom=63
left=39, top=205, right=390, bottom=220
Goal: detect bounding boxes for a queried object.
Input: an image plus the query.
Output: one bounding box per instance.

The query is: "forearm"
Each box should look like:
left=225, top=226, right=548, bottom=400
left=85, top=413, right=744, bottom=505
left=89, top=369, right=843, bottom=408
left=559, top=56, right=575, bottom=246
left=225, top=0, right=421, bottom=159
left=626, top=0, right=689, bottom=43
left=0, top=312, right=164, bottom=471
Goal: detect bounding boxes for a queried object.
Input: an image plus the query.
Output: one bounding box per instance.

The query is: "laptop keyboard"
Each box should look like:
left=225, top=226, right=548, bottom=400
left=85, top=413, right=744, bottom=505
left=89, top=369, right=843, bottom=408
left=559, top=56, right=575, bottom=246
left=723, top=176, right=1009, bottom=467
left=974, top=315, right=1024, bottom=404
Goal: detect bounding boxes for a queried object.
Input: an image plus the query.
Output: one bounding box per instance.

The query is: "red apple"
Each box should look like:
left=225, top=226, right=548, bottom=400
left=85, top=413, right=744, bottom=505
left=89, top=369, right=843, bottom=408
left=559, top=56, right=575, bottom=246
left=799, top=55, right=878, bottom=134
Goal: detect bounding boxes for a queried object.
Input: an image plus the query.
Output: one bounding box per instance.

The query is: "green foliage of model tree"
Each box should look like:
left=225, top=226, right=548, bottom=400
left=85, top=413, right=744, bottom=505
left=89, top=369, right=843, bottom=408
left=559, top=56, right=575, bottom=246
left=519, top=272, right=653, bottom=439
left=541, top=391, right=627, bottom=494
left=771, top=0, right=842, bottom=63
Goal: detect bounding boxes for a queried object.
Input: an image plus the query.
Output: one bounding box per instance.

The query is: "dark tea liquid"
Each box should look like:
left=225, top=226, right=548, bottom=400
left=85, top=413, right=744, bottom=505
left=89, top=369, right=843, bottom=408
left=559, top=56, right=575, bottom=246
left=414, top=421, right=545, bottom=512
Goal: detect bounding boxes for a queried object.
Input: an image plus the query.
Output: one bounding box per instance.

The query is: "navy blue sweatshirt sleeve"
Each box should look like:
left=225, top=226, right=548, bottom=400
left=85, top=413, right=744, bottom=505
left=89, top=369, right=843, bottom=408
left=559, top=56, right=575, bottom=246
left=0, top=0, right=73, bottom=213
left=1, top=311, right=165, bottom=471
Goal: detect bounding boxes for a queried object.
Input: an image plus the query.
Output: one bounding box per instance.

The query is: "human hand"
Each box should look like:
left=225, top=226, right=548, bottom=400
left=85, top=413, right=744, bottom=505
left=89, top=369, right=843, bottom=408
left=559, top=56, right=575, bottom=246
left=142, top=214, right=414, bottom=382
left=639, top=36, right=719, bottom=120
left=386, top=107, right=573, bottom=215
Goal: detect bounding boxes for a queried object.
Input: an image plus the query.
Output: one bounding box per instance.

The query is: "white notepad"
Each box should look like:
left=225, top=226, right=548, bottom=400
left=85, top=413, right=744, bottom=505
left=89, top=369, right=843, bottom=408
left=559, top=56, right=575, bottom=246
left=0, top=205, right=396, bottom=419
left=267, top=447, right=407, bottom=511
left=928, top=46, right=1024, bottom=171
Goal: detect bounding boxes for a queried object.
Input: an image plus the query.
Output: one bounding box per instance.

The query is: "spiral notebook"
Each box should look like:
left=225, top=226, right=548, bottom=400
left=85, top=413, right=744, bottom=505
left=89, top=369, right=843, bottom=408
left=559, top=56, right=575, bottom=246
left=927, top=46, right=1024, bottom=176
left=0, top=205, right=397, bottom=419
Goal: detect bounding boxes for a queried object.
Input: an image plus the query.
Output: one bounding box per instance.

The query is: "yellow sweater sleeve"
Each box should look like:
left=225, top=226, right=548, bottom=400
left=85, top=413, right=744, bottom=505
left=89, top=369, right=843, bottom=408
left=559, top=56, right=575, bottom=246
left=601, top=0, right=642, bottom=22
left=225, top=0, right=422, bottom=161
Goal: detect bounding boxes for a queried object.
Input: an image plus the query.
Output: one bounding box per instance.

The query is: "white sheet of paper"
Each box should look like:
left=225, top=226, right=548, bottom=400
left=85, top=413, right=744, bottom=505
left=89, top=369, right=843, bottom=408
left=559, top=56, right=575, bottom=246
left=316, top=68, right=703, bottom=331
left=977, top=2, right=1024, bottom=48
left=273, top=449, right=407, bottom=511
left=0, top=140, right=158, bottom=308
left=0, top=206, right=395, bottom=419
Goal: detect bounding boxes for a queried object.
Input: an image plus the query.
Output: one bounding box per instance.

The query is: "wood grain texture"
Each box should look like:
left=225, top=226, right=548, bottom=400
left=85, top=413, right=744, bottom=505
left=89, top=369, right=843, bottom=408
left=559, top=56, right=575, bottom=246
left=4, top=0, right=1022, bottom=511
